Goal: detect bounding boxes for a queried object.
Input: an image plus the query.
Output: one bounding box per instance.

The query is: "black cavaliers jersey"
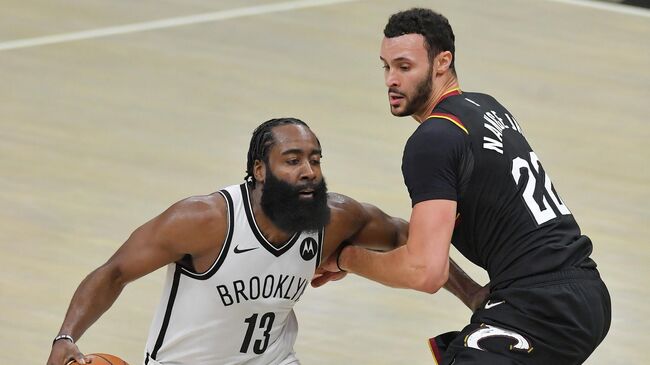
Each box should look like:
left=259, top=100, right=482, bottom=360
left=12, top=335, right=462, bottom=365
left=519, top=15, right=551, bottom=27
left=401, top=89, right=596, bottom=287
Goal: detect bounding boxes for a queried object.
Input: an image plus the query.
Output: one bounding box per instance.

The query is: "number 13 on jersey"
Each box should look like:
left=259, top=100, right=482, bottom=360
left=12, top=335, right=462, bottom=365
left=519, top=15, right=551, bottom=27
left=511, top=152, right=571, bottom=225
left=240, top=312, right=276, bottom=354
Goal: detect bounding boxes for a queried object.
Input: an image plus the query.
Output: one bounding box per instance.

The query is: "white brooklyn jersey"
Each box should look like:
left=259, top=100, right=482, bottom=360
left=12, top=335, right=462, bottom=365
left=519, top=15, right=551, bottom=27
left=144, top=183, right=323, bottom=365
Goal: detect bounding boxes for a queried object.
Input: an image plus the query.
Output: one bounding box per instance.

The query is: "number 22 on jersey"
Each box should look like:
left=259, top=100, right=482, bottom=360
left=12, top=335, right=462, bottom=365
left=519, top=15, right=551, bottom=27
left=511, top=152, right=571, bottom=225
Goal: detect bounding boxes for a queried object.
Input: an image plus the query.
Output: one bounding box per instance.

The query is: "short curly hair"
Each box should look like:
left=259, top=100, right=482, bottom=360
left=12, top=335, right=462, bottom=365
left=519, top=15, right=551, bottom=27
left=384, top=8, right=455, bottom=71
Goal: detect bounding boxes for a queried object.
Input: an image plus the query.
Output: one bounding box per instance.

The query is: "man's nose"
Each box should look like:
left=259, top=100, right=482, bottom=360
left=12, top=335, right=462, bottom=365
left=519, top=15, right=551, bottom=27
left=300, top=162, right=316, bottom=180
left=385, top=69, right=399, bottom=88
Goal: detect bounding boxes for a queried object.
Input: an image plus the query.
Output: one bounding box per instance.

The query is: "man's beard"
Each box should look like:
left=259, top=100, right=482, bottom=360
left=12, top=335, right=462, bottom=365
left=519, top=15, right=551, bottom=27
left=260, top=170, right=330, bottom=234
left=392, top=67, right=433, bottom=117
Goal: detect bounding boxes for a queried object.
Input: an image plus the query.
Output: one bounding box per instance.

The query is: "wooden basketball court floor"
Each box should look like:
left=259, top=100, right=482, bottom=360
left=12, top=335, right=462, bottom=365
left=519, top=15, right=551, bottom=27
left=1, top=0, right=648, bottom=363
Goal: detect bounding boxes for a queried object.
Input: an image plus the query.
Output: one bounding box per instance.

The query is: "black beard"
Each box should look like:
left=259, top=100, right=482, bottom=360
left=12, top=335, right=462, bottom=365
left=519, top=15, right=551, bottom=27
left=260, top=170, right=330, bottom=234
left=394, top=66, right=433, bottom=117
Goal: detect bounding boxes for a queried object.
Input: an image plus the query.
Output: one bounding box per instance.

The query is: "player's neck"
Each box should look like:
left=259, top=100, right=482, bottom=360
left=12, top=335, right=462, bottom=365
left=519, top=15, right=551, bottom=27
left=250, top=186, right=294, bottom=244
left=413, top=74, right=459, bottom=123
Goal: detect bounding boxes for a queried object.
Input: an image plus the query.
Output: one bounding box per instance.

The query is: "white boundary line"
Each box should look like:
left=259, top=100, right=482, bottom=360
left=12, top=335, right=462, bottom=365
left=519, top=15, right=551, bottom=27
left=1, top=0, right=647, bottom=52
left=545, top=0, right=650, bottom=17
left=0, top=0, right=360, bottom=51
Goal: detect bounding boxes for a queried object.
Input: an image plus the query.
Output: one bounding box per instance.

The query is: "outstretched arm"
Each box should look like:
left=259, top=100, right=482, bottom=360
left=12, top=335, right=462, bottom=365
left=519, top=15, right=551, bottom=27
left=347, top=201, right=409, bottom=251
left=344, top=201, right=486, bottom=309
left=316, top=199, right=453, bottom=293
left=314, top=196, right=487, bottom=310
left=311, top=194, right=407, bottom=287
left=46, top=195, right=227, bottom=365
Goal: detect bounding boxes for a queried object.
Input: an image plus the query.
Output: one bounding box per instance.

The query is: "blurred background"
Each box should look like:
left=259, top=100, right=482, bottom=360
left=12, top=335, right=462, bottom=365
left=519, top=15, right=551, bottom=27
left=1, top=0, right=648, bottom=363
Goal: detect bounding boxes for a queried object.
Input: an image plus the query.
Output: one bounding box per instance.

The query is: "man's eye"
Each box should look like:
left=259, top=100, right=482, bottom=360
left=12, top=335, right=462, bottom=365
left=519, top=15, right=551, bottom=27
left=310, top=159, right=321, bottom=165
left=382, top=64, right=389, bottom=70
left=287, top=159, right=299, bottom=165
left=400, top=65, right=410, bottom=71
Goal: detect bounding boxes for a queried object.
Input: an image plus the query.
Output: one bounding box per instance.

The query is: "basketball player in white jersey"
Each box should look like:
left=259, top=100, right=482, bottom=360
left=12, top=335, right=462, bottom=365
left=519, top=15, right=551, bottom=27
left=47, top=118, right=486, bottom=365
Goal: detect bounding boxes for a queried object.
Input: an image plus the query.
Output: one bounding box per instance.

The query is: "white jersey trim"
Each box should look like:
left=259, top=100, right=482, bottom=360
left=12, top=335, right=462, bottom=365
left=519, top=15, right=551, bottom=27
left=177, top=189, right=235, bottom=280
left=146, top=267, right=181, bottom=363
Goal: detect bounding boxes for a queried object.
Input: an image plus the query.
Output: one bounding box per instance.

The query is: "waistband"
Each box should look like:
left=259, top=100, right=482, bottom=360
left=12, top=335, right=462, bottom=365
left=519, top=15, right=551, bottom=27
left=493, top=267, right=600, bottom=290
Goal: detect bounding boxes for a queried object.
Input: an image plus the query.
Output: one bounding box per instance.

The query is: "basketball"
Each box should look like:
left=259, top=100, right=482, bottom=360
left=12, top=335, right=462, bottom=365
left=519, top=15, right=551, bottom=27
left=67, top=353, right=129, bottom=365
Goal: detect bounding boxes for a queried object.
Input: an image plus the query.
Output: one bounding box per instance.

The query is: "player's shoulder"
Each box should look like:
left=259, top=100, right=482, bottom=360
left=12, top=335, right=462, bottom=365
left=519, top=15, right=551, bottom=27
left=175, top=192, right=227, bottom=211
left=326, top=192, right=363, bottom=215
left=442, top=91, right=498, bottom=108
left=407, top=113, right=469, bottom=153
left=167, top=192, right=228, bottom=228
left=438, top=92, right=505, bottom=119
left=322, top=193, right=369, bottom=249
left=326, top=193, right=367, bottom=228
left=427, top=91, right=503, bottom=134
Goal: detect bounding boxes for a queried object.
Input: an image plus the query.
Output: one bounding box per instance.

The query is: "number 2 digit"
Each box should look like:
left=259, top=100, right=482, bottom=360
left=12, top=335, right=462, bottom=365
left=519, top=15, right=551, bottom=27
left=511, top=152, right=570, bottom=225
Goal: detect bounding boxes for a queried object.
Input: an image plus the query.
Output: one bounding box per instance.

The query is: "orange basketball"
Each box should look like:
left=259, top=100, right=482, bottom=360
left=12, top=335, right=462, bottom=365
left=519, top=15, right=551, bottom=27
left=67, top=353, right=129, bottom=365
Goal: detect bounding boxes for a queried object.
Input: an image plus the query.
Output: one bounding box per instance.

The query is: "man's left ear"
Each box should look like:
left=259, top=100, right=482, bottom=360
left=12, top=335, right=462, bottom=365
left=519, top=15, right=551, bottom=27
left=435, top=51, right=453, bottom=74
left=253, top=160, right=266, bottom=183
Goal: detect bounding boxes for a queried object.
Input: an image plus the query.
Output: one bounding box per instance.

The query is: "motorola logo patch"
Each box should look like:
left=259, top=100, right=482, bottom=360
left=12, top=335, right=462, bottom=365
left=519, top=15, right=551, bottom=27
left=299, top=237, right=317, bottom=261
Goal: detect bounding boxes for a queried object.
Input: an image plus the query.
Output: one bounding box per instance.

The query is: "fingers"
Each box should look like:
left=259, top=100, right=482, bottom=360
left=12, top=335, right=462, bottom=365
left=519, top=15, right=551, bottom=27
left=320, top=256, right=340, bottom=273
left=71, top=351, right=92, bottom=365
left=48, top=341, right=90, bottom=365
left=311, top=274, right=328, bottom=288
left=330, top=271, right=347, bottom=282
left=311, top=270, right=347, bottom=288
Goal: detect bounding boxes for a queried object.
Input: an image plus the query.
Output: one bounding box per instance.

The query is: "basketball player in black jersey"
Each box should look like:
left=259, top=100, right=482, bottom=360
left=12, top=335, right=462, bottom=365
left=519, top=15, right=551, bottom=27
left=314, top=8, right=611, bottom=365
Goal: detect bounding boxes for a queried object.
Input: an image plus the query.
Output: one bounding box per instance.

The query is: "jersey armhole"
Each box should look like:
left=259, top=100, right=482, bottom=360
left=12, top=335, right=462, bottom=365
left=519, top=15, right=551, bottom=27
left=177, top=189, right=235, bottom=280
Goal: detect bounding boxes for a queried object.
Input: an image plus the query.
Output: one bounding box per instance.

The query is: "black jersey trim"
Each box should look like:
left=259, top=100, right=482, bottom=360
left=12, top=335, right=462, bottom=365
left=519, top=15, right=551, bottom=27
left=239, top=183, right=301, bottom=257
left=315, top=228, right=324, bottom=269
left=177, top=189, right=235, bottom=280
left=150, top=266, right=182, bottom=360
left=425, top=113, right=469, bottom=135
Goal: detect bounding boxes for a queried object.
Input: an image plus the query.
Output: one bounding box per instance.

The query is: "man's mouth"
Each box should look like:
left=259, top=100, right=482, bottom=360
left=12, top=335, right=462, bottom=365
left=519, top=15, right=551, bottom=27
left=389, top=92, right=405, bottom=107
left=298, top=189, right=315, bottom=199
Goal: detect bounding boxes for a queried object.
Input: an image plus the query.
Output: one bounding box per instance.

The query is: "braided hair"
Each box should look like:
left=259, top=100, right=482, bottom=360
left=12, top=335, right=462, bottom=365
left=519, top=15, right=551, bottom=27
left=245, top=117, right=317, bottom=186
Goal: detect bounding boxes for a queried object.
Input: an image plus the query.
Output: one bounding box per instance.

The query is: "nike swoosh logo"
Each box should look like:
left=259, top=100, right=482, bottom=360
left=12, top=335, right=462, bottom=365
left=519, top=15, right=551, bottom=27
left=233, top=245, right=259, bottom=254
left=484, top=300, right=505, bottom=309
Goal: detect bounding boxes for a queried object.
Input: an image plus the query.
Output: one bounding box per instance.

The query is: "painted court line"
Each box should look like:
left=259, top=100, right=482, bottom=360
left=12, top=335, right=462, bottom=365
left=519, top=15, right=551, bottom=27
left=546, top=0, right=650, bottom=17
left=0, top=0, right=360, bottom=51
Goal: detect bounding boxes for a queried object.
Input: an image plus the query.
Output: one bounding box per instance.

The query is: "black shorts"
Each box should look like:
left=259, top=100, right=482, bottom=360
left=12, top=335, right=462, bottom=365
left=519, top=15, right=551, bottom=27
left=428, top=268, right=611, bottom=365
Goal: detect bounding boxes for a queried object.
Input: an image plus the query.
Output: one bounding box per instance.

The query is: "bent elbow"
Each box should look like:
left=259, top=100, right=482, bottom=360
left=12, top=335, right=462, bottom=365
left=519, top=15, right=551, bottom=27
left=412, top=267, right=448, bottom=294
left=418, top=279, right=445, bottom=294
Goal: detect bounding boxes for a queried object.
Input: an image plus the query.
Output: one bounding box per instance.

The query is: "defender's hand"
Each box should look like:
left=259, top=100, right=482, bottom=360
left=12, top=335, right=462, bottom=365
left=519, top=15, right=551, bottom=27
left=312, top=247, right=348, bottom=288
